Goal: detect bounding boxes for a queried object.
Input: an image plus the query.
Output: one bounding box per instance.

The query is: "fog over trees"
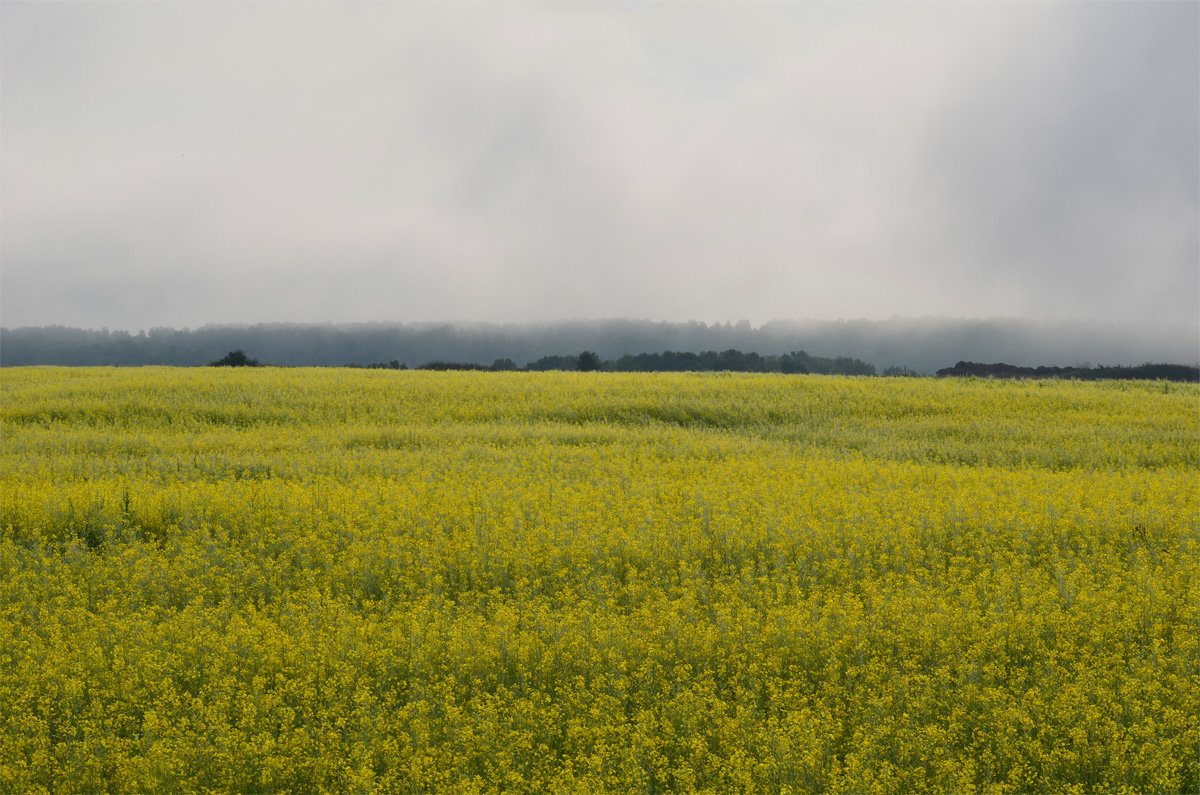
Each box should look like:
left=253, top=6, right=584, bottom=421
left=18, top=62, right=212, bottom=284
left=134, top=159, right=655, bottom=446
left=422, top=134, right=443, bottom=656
left=2, top=318, right=1196, bottom=375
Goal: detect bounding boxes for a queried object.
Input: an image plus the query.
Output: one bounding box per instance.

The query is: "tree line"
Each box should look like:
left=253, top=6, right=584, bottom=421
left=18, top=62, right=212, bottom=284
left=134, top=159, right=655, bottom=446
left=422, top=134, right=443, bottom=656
left=525, top=349, right=876, bottom=375
left=323, top=349, right=875, bottom=375
left=3, top=319, right=1196, bottom=376
left=209, top=348, right=1199, bottom=381
left=935, top=361, right=1199, bottom=382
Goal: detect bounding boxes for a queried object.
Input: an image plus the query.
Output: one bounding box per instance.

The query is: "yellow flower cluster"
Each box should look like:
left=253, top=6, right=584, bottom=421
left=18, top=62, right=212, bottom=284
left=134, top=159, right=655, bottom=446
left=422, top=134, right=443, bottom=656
left=1, top=367, right=1197, bottom=793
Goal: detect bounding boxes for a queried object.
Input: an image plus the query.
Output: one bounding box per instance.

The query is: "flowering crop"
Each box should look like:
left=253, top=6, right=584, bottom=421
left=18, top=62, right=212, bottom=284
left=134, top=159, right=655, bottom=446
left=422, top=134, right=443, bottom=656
left=1, top=367, right=1197, bottom=793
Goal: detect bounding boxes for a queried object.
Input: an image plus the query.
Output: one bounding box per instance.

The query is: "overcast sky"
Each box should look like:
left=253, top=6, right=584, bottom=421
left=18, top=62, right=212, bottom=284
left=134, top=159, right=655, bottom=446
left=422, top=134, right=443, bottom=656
left=2, top=1, right=1197, bottom=330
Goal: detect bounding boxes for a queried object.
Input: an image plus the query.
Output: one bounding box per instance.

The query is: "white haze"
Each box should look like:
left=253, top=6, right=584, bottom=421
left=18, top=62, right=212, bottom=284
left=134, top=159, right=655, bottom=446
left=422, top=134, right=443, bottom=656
left=2, top=2, right=1197, bottom=333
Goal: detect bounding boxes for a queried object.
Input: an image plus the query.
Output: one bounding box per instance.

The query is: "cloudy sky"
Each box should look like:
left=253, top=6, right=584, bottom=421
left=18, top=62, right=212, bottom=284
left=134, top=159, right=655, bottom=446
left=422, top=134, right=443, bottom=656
left=2, top=1, right=1196, bottom=330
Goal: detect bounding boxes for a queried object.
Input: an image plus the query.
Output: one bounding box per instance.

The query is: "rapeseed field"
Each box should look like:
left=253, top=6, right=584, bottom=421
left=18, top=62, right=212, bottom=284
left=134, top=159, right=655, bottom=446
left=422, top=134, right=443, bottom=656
left=1, top=367, right=1197, bottom=793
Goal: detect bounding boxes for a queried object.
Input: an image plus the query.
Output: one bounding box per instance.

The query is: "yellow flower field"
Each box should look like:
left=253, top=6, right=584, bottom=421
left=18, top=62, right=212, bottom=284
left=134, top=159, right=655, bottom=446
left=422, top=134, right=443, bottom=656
left=1, top=367, right=1197, bottom=793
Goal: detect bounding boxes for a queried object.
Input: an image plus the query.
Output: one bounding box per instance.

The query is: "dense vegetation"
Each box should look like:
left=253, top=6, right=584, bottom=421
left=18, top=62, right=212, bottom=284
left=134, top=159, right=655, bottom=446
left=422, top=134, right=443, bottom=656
left=525, top=349, right=875, bottom=375
left=203, top=346, right=1200, bottom=380
left=208, top=350, right=263, bottom=368
left=937, top=360, right=1199, bottom=382
left=2, top=368, right=1197, bottom=793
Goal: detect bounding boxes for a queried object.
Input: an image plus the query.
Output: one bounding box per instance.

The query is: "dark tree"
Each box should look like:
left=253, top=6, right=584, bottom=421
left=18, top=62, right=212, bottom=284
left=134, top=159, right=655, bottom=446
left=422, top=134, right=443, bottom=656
left=577, top=350, right=602, bottom=372
left=418, top=361, right=490, bottom=371
left=526, top=354, right=580, bottom=371
left=209, top=350, right=262, bottom=367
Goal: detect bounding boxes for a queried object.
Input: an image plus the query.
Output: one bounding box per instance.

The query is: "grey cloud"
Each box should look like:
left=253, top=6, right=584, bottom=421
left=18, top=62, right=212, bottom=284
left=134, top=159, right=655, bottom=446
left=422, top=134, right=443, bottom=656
left=919, top=2, right=1199, bottom=323
left=1, top=2, right=1195, bottom=330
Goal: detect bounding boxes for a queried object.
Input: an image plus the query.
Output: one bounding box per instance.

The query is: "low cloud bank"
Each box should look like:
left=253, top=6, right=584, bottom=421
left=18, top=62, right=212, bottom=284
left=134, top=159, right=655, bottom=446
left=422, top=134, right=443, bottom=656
left=3, top=317, right=1196, bottom=375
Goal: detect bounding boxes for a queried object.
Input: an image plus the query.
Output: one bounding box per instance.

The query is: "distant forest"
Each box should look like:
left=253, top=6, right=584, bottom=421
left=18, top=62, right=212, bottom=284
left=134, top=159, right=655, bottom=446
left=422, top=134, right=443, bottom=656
left=935, top=361, right=1198, bottom=382
left=2, top=318, right=1197, bottom=377
left=409, top=349, right=876, bottom=375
